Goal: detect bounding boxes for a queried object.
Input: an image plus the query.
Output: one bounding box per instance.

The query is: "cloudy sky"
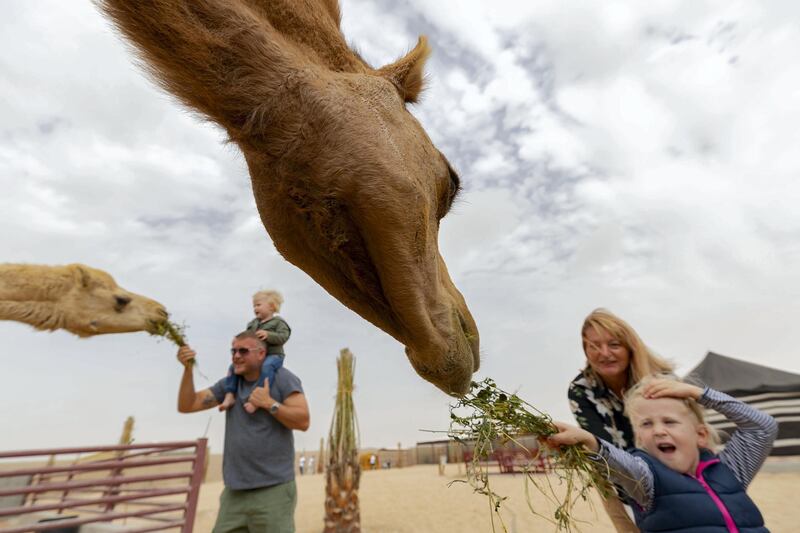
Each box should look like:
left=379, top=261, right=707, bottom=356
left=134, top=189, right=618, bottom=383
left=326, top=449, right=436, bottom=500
left=2, top=0, right=800, bottom=455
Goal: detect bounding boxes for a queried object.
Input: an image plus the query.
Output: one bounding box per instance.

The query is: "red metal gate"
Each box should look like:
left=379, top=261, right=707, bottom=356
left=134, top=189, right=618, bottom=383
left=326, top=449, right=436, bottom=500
left=0, top=439, right=207, bottom=532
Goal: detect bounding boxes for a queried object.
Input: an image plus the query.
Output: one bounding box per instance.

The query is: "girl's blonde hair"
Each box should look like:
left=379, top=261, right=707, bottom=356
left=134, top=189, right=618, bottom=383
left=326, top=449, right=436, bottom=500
left=253, top=290, right=284, bottom=311
left=581, top=308, right=674, bottom=386
left=624, top=375, right=721, bottom=451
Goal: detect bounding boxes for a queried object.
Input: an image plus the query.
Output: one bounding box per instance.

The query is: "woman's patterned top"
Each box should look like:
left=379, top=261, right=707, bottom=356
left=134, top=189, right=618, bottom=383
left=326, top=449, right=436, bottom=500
left=568, top=368, right=635, bottom=451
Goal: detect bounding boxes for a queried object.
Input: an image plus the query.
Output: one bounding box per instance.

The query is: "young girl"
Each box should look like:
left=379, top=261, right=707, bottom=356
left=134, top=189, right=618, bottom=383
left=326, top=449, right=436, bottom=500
left=219, top=290, right=291, bottom=413
left=550, top=376, right=778, bottom=532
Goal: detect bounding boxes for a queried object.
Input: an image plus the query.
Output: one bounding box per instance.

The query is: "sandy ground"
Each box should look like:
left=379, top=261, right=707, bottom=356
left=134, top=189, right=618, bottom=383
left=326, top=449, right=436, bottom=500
left=194, top=464, right=798, bottom=533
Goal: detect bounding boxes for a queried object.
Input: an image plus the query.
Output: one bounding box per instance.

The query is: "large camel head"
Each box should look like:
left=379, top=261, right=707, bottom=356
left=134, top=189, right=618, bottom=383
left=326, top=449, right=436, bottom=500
left=98, top=0, right=480, bottom=394
left=0, top=263, right=168, bottom=337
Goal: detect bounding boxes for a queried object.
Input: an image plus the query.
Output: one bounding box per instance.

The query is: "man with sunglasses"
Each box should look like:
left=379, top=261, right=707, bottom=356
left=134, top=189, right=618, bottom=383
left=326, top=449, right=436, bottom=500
left=176, top=331, right=309, bottom=533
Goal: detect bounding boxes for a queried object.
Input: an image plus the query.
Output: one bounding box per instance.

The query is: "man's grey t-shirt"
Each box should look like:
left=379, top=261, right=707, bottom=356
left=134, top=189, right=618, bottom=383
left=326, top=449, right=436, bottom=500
left=210, top=367, right=303, bottom=490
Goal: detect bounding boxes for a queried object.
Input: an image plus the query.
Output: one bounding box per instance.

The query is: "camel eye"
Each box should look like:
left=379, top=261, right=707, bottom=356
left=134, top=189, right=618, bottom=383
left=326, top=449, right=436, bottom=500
left=437, top=158, right=462, bottom=220
left=446, top=163, right=461, bottom=206
left=114, top=295, right=132, bottom=312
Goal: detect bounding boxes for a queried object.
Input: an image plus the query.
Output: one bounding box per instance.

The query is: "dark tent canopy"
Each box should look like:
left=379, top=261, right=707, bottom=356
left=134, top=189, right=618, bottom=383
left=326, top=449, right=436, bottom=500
left=686, top=352, right=800, bottom=457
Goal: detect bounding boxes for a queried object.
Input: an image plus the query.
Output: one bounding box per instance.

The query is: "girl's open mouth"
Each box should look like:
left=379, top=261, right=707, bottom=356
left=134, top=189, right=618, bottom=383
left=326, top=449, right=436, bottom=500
left=657, top=443, right=676, bottom=454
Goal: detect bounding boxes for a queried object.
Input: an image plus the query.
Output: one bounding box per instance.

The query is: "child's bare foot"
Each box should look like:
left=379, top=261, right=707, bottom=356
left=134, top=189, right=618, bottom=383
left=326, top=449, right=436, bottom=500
left=219, top=393, right=236, bottom=412
left=244, top=401, right=257, bottom=414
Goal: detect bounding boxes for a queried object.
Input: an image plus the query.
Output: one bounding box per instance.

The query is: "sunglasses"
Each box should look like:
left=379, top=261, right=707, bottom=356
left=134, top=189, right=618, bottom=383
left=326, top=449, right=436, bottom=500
left=230, top=347, right=260, bottom=356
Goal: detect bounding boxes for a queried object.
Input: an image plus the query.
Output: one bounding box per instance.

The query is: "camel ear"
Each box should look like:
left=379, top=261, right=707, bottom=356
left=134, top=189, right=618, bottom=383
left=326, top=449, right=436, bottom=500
left=73, top=264, right=93, bottom=288
left=377, top=36, right=431, bottom=103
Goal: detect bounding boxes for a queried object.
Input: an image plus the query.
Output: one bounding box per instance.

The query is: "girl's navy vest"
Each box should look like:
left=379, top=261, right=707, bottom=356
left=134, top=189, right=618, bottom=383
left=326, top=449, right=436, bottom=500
left=631, top=449, right=768, bottom=533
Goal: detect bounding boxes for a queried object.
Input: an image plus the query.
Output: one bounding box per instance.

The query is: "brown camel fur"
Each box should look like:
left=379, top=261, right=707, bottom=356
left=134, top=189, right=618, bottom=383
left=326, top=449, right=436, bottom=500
left=98, top=0, right=480, bottom=394
left=0, top=263, right=168, bottom=337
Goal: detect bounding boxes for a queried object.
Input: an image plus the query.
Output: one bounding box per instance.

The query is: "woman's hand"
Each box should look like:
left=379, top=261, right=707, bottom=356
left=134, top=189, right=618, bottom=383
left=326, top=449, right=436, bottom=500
left=547, top=421, right=599, bottom=452
left=642, top=378, right=703, bottom=400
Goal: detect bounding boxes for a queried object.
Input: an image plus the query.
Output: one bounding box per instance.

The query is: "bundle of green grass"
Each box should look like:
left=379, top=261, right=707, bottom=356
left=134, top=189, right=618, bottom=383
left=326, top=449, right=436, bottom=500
left=151, top=319, right=205, bottom=377
left=449, top=379, right=611, bottom=532
left=151, top=319, right=187, bottom=347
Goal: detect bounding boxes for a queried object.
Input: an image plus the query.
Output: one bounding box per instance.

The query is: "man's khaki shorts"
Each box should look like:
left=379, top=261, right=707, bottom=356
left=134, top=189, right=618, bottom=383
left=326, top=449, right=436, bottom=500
left=213, top=480, right=297, bottom=533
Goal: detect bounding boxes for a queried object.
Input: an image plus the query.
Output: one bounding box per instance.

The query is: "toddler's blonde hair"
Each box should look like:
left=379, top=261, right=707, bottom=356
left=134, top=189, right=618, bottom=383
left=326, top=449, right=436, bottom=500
left=253, top=290, right=284, bottom=312
left=624, top=375, right=720, bottom=451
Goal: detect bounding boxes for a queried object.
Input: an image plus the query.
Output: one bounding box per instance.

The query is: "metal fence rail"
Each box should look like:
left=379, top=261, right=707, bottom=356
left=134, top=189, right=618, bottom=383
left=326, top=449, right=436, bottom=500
left=0, top=439, right=206, bottom=533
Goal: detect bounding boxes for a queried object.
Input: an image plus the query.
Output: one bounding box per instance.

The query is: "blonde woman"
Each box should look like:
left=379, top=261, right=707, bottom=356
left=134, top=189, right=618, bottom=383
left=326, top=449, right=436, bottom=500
left=568, top=309, right=673, bottom=532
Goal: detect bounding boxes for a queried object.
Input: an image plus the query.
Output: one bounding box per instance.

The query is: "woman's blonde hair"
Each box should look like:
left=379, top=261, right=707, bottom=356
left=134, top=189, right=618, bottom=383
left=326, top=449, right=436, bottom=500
left=253, top=289, right=284, bottom=311
left=581, top=308, right=673, bottom=386
left=624, top=376, right=721, bottom=451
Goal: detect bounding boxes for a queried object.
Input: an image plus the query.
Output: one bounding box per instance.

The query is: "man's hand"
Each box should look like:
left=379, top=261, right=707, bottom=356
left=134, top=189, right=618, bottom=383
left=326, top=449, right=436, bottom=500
left=177, top=345, right=196, bottom=368
left=546, top=421, right=599, bottom=452
left=248, top=378, right=274, bottom=411
left=642, top=378, right=703, bottom=401
left=255, top=330, right=268, bottom=341
left=176, top=343, right=218, bottom=413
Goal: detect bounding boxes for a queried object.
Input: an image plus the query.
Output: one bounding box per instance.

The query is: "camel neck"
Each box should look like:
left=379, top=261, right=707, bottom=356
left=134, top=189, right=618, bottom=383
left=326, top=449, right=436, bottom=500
left=0, top=265, right=70, bottom=331
left=0, top=264, right=65, bottom=302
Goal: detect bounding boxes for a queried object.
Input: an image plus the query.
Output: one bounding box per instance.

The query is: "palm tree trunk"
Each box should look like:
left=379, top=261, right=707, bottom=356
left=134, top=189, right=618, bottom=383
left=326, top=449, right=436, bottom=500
left=323, top=348, right=361, bottom=533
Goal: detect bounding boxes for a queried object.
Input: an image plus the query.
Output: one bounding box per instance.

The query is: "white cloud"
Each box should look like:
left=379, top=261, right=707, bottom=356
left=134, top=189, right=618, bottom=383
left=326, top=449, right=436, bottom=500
left=2, top=0, right=800, bottom=457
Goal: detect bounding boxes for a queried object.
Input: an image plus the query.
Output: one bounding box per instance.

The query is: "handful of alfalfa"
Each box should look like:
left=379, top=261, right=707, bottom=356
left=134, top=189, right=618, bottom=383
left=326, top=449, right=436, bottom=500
left=151, top=319, right=187, bottom=347
left=150, top=319, right=208, bottom=379
left=448, top=378, right=611, bottom=532
left=151, top=319, right=207, bottom=379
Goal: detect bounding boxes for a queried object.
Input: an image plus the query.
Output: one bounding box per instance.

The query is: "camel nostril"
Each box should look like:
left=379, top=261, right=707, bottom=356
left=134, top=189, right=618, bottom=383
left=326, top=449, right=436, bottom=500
left=457, top=311, right=467, bottom=333
left=456, top=310, right=479, bottom=371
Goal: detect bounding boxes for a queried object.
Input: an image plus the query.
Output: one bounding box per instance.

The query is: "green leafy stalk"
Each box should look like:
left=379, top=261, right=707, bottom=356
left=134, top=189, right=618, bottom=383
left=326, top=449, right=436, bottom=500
left=151, top=320, right=187, bottom=347
left=449, top=378, right=611, bottom=532
left=151, top=318, right=209, bottom=380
